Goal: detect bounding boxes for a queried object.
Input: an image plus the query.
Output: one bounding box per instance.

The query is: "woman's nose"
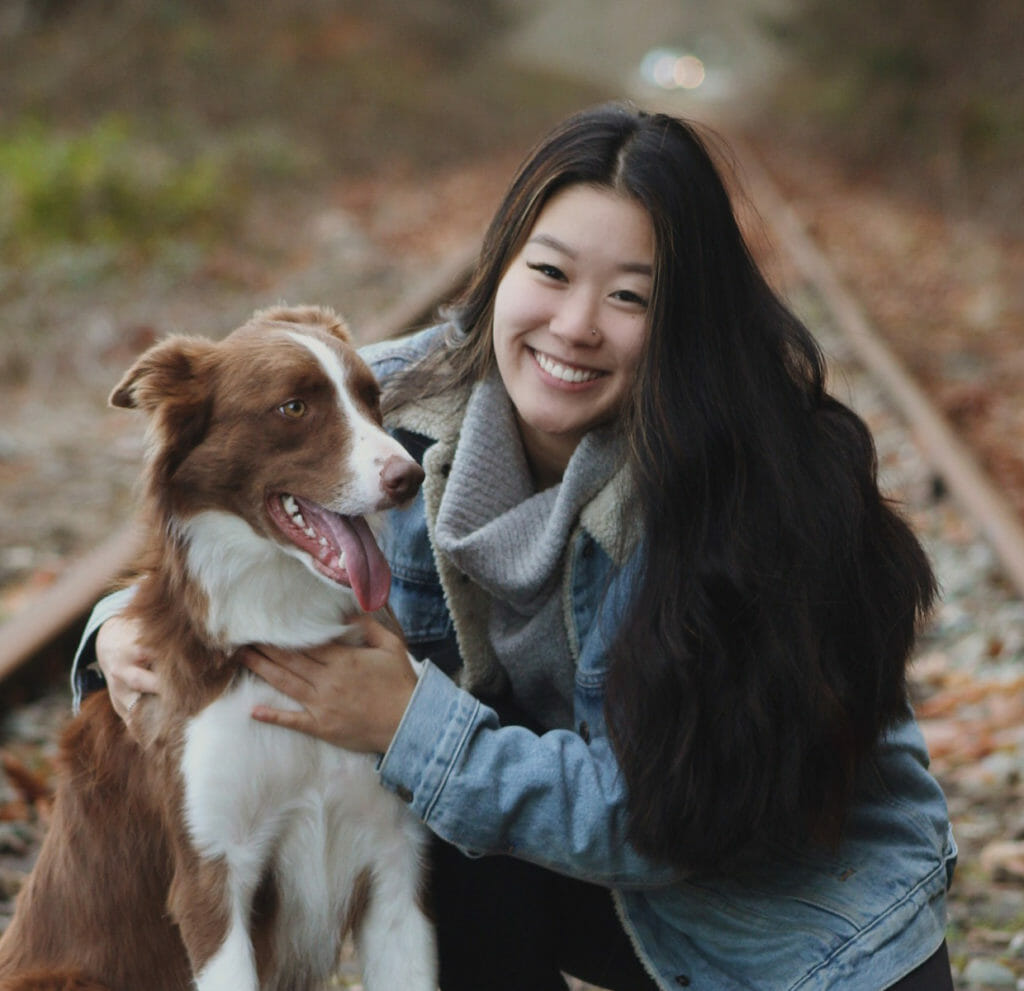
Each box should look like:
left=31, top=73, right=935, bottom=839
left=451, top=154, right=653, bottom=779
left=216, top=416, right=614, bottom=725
left=550, top=289, right=599, bottom=344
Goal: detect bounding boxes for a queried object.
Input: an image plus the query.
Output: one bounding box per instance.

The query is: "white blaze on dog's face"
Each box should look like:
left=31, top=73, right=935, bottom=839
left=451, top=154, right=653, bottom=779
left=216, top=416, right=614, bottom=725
left=284, top=330, right=406, bottom=510
left=111, top=306, right=423, bottom=615
left=258, top=325, right=423, bottom=610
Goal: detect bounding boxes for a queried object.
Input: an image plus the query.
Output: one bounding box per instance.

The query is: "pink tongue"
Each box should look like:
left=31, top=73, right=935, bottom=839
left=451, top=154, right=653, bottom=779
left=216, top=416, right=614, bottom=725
left=294, top=498, right=392, bottom=611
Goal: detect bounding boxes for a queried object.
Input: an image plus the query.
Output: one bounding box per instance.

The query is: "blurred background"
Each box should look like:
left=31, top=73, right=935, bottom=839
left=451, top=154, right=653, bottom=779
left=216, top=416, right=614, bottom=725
left=1, top=0, right=1021, bottom=580
left=1, top=2, right=1023, bottom=986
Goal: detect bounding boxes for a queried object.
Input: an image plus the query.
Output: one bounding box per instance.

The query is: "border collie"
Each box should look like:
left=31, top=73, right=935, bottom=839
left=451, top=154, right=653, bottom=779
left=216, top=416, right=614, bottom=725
left=0, top=305, right=436, bottom=991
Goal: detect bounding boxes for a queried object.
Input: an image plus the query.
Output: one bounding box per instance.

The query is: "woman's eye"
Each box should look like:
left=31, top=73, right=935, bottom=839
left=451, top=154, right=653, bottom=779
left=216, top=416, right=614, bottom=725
left=613, top=289, right=650, bottom=308
left=277, top=399, right=307, bottom=419
left=527, top=261, right=566, bottom=282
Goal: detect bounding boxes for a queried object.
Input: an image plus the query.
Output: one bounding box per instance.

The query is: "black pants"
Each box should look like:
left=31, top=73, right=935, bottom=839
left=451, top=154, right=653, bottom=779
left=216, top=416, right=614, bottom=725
left=430, top=838, right=658, bottom=990
left=429, top=838, right=953, bottom=991
left=890, top=940, right=954, bottom=991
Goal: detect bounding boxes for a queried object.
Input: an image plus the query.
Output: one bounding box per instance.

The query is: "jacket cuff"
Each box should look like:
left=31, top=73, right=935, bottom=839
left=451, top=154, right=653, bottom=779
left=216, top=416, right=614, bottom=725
left=70, top=585, right=137, bottom=712
left=377, top=660, right=484, bottom=821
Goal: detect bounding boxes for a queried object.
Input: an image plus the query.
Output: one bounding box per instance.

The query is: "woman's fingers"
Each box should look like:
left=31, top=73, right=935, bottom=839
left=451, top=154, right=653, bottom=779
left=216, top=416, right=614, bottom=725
left=122, top=666, right=161, bottom=696
left=241, top=620, right=416, bottom=753
left=241, top=645, right=321, bottom=697
left=359, top=615, right=404, bottom=651
left=95, top=614, right=161, bottom=724
left=110, top=689, right=139, bottom=722
left=249, top=701, right=316, bottom=735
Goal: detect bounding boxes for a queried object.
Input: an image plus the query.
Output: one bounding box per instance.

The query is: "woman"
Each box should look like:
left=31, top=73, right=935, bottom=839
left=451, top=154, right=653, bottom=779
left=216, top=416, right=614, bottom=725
left=79, top=103, right=956, bottom=989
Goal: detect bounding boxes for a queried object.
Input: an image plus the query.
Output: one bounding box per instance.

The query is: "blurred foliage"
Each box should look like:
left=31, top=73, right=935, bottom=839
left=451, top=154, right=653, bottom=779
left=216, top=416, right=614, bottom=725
left=0, top=115, right=245, bottom=256
left=0, top=0, right=565, bottom=173
left=763, top=0, right=1023, bottom=231
left=2, top=0, right=510, bottom=60
left=0, top=0, right=602, bottom=262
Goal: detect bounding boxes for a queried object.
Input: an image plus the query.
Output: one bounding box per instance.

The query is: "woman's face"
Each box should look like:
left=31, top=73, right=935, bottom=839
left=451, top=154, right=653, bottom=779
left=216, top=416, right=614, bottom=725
left=492, top=183, right=654, bottom=486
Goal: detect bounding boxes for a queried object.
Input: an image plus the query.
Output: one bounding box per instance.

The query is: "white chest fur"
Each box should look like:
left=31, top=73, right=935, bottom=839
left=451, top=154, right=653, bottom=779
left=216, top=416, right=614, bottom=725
left=180, top=675, right=435, bottom=991
left=180, top=510, right=359, bottom=649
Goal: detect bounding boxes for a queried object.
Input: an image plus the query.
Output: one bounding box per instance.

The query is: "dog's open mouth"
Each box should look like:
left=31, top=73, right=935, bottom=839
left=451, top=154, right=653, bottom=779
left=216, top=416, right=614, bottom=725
left=266, top=493, right=391, bottom=612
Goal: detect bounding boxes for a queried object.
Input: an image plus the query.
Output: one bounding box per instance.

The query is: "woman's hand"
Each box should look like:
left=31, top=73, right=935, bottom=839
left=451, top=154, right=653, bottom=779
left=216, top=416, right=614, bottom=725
left=95, top=614, right=161, bottom=721
left=240, top=616, right=417, bottom=754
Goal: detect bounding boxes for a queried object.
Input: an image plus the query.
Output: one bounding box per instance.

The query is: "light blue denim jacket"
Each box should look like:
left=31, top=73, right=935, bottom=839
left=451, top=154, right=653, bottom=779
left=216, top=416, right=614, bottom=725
left=74, top=325, right=956, bottom=991
left=367, top=326, right=956, bottom=990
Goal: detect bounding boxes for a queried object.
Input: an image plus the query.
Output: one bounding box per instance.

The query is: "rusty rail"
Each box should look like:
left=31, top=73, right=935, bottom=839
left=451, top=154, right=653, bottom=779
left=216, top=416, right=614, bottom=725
left=737, top=144, right=1024, bottom=600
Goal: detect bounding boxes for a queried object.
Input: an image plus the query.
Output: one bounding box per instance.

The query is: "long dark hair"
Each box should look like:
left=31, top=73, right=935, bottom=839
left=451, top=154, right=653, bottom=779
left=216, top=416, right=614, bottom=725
left=387, top=103, right=936, bottom=872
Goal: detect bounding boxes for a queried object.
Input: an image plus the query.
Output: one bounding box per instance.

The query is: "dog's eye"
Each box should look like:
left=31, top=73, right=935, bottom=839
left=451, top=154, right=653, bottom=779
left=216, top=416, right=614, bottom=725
left=277, top=399, right=307, bottom=419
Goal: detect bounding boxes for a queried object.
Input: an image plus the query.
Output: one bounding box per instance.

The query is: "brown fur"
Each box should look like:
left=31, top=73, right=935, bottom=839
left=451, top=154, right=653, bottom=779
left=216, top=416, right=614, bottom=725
left=0, top=697, right=193, bottom=991
left=0, top=306, right=429, bottom=991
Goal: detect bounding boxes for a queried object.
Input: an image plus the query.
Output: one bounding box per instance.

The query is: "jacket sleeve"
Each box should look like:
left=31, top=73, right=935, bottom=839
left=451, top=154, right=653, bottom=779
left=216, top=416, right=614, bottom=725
left=70, top=586, right=136, bottom=712
left=377, top=660, right=679, bottom=890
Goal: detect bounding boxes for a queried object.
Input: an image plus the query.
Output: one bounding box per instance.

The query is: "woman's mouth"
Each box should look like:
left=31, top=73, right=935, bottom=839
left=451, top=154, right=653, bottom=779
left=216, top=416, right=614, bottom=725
left=531, top=348, right=604, bottom=384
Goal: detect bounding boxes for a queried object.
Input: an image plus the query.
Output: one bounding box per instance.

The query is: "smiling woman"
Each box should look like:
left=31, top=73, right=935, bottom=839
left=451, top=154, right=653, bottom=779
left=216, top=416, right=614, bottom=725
left=492, top=184, right=653, bottom=487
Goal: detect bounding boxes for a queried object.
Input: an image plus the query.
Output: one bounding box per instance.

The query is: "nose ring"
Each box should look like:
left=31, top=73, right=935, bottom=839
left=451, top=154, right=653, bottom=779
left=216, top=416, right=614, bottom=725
left=590, top=327, right=599, bottom=337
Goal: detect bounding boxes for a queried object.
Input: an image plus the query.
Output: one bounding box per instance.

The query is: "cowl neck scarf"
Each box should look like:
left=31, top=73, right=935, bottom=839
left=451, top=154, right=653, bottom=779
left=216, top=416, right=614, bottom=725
left=433, top=368, right=623, bottom=728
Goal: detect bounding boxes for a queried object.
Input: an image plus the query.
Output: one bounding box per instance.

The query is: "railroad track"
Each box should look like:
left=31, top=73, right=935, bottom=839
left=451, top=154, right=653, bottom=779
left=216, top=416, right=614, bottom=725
left=738, top=146, right=1024, bottom=599
left=2, top=148, right=1022, bottom=688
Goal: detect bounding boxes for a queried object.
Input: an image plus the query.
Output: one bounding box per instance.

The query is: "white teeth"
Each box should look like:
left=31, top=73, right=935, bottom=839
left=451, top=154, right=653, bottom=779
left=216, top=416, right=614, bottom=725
left=534, top=350, right=601, bottom=384
left=282, top=495, right=307, bottom=529
left=337, top=553, right=346, bottom=570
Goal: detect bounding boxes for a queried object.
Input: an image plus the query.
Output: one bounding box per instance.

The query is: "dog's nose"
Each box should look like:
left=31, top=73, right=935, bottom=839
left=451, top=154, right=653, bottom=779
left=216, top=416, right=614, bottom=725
left=380, top=455, right=425, bottom=504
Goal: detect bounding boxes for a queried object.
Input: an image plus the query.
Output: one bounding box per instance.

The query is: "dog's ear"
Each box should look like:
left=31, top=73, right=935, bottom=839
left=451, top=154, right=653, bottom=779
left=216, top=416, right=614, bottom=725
left=253, top=304, right=352, bottom=345
left=111, top=336, right=218, bottom=487
left=110, top=336, right=216, bottom=411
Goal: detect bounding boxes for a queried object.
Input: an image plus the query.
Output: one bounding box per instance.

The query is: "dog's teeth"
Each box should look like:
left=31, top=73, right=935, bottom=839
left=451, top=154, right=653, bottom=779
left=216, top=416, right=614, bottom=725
left=318, top=536, right=328, bottom=547
left=337, top=552, right=346, bottom=570
left=282, top=495, right=308, bottom=528
left=303, top=526, right=316, bottom=538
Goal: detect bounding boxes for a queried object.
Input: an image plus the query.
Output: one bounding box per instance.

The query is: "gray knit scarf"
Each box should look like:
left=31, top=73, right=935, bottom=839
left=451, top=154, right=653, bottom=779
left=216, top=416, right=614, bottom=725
left=433, top=368, right=623, bottom=730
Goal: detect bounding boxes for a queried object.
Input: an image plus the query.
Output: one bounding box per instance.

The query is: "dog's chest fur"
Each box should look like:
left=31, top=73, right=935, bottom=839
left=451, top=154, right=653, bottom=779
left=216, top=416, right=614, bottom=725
left=180, top=675, right=420, bottom=986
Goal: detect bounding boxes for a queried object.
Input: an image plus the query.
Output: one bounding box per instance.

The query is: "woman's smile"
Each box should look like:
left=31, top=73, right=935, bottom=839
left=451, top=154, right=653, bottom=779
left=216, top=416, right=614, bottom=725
left=529, top=346, right=606, bottom=386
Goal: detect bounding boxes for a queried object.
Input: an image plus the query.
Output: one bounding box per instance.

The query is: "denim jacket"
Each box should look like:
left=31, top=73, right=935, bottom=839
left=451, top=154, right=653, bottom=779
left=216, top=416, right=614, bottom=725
left=365, top=326, right=956, bottom=990
left=74, top=325, right=956, bottom=991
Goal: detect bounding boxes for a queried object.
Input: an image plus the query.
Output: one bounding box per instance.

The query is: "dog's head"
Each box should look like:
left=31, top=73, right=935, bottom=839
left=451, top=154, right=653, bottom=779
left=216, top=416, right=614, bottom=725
left=111, top=305, right=423, bottom=613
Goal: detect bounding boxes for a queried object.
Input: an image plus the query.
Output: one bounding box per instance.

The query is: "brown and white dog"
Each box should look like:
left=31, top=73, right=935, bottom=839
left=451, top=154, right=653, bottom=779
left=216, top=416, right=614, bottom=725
left=0, top=306, right=436, bottom=991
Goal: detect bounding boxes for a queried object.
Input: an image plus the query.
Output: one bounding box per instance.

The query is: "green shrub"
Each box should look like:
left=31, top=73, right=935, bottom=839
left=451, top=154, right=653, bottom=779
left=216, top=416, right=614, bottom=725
left=0, top=115, right=242, bottom=256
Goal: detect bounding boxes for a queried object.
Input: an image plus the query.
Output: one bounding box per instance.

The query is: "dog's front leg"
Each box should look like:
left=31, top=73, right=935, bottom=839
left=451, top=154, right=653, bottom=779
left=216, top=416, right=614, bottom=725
left=356, top=827, right=438, bottom=991
left=168, top=848, right=262, bottom=991
left=175, top=697, right=287, bottom=991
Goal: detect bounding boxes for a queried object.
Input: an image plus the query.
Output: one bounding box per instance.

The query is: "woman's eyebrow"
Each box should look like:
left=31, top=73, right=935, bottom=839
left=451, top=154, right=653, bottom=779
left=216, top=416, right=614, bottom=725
left=526, top=233, right=653, bottom=276
left=527, top=233, right=576, bottom=257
